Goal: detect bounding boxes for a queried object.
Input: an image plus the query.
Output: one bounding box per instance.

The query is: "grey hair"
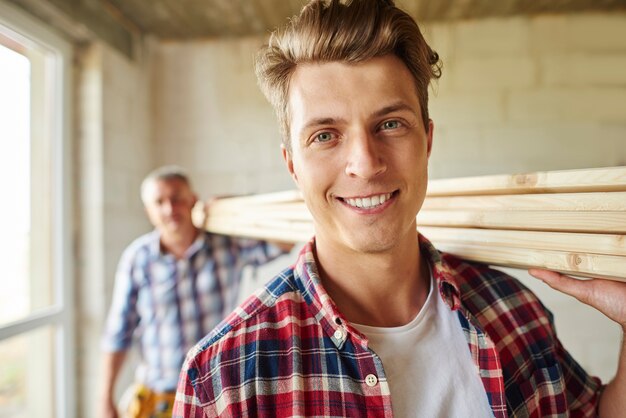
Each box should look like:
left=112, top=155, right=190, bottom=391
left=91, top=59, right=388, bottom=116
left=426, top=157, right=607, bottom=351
left=140, top=165, right=192, bottom=203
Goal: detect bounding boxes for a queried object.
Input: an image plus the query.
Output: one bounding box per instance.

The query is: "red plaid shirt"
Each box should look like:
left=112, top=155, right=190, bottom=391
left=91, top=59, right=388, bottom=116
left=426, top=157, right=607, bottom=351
left=174, top=235, right=602, bottom=417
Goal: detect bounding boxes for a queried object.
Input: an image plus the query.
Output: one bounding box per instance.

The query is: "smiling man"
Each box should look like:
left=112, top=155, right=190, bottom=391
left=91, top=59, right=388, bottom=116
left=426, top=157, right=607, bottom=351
left=173, top=1, right=626, bottom=417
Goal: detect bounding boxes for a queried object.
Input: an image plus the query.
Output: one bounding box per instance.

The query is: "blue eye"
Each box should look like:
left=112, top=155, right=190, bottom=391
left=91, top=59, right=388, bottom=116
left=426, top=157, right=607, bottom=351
left=381, top=120, right=400, bottom=130
left=315, top=132, right=333, bottom=142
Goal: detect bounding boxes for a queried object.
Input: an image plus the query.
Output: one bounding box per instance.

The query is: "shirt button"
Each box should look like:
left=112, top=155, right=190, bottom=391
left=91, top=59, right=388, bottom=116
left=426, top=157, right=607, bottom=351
left=333, top=329, right=343, bottom=340
left=365, top=374, right=378, bottom=387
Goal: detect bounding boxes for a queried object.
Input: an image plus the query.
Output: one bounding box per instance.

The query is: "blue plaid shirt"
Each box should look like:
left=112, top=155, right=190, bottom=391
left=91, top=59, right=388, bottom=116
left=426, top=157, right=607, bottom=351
left=102, top=230, right=283, bottom=392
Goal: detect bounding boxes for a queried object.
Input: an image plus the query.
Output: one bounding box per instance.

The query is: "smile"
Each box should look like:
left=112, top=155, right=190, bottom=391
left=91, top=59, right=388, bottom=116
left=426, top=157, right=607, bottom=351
left=343, top=193, right=393, bottom=209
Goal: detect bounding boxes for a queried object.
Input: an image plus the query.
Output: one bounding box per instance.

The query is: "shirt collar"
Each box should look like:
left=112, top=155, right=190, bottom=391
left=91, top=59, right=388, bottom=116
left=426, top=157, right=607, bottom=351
left=292, top=234, right=464, bottom=350
left=147, top=228, right=208, bottom=260
left=418, top=233, right=463, bottom=311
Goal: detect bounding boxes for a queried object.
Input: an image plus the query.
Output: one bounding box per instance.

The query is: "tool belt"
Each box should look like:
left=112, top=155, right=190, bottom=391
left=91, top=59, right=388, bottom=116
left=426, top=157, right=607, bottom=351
left=125, top=384, right=176, bottom=418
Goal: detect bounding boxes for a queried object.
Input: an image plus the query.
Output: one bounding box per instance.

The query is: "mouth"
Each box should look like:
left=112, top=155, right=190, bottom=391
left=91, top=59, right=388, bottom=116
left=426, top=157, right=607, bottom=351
left=340, top=191, right=396, bottom=209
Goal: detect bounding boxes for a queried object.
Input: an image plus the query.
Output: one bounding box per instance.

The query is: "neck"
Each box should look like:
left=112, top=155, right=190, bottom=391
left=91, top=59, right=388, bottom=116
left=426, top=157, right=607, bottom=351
left=160, top=226, right=199, bottom=259
left=315, top=231, right=430, bottom=327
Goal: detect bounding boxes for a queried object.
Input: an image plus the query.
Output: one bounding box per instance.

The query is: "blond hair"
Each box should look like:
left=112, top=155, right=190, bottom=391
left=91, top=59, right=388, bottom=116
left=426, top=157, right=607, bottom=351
left=255, top=0, right=442, bottom=150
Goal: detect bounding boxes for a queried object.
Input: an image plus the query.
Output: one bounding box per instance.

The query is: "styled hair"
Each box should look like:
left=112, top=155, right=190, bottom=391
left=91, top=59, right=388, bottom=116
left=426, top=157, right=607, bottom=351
left=255, top=0, right=442, bottom=150
left=140, top=165, right=192, bottom=203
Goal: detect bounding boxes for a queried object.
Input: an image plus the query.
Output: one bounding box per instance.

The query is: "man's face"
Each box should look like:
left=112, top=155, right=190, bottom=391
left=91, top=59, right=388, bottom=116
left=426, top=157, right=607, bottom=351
left=143, top=178, right=197, bottom=237
left=284, top=55, right=433, bottom=255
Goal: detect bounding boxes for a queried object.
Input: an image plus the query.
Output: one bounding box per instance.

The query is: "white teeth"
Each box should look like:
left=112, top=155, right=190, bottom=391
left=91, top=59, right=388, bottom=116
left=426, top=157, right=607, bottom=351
left=345, top=193, right=392, bottom=209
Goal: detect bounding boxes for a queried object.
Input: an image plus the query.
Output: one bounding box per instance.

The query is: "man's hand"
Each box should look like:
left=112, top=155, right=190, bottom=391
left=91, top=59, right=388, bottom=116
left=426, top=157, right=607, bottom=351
left=99, top=396, right=119, bottom=418
left=528, top=269, right=626, bottom=331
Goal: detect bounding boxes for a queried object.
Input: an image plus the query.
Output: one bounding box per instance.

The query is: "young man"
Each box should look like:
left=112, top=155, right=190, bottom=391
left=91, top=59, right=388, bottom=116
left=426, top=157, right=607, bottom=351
left=100, top=166, right=286, bottom=418
left=174, top=1, right=626, bottom=416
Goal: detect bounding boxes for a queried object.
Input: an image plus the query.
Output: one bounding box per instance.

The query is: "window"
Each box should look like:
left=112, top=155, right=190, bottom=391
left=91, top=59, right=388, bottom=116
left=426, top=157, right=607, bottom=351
left=0, top=2, right=74, bottom=418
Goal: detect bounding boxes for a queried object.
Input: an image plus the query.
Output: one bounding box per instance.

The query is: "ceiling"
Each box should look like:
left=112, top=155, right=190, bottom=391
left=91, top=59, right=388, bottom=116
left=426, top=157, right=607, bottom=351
left=107, top=0, right=626, bottom=39
left=7, top=0, right=626, bottom=58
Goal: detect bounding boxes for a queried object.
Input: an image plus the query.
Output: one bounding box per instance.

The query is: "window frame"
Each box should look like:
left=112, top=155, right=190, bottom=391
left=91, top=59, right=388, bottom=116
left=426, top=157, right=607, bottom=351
left=0, top=2, right=75, bottom=417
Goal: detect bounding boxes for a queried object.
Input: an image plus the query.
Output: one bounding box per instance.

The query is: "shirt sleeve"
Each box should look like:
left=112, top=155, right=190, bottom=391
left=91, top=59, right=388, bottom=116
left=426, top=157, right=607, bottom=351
left=551, top=317, right=604, bottom=415
left=234, top=238, right=287, bottom=267
left=173, top=358, right=210, bottom=418
left=100, top=245, right=142, bottom=352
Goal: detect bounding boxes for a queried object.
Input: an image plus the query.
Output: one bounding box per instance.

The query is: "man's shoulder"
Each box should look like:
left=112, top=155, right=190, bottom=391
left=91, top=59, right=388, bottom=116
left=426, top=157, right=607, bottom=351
left=185, top=264, right=303, bottom=363
left=442, top=252, right=537, bottom=302
left=118, top=231, right=158, bottom=262
left=439, top=252, right=553, bottom=328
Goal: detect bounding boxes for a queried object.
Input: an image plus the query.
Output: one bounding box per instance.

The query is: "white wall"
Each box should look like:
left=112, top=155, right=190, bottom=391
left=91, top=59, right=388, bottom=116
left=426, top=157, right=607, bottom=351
left=426, top=13, right=626, bottom=178
left=75, top=40, right=154, bottom=417
left=153, top=37, right=294, bottom=202
left=150, top=12, right=626, bottom=384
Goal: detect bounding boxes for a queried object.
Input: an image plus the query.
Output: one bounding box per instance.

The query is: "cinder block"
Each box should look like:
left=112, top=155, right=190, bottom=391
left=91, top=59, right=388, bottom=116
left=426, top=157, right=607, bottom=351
left=532, top=14, right=626, bottom=53
left=541, top=54, right=626, bottom=87
left=508, top=88, right=626, bottom=122
left=451, top=56, right=535, bottom=91
left=430, top=92, right=505, bottom=125
left=479, top=123, right=624, bottom=171
left=454, top=17, right=529, bottom=57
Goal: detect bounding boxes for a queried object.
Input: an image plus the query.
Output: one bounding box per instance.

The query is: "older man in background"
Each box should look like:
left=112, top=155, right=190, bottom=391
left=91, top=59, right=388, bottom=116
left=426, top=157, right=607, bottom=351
left=99, top=166, right=287, bottom=418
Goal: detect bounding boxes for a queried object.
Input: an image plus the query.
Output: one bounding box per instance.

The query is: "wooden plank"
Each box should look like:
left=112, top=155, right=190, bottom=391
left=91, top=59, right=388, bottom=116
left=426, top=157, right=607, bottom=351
left=416, top=210, right=626, bottom=234
left=209, top=190, right=302, bottom=210
left=434, top=242, right=626, bottom=283
left=418, top=227, right=626, bottom=257
left=422, top=191, right=626, bottom=212
left=210, top=201, right=312, bottom=221
left=205, top=220, right=312, bottom=243
left=426, top=166, right=626, bottom=197
left=206, top=216, right=314, bottom=238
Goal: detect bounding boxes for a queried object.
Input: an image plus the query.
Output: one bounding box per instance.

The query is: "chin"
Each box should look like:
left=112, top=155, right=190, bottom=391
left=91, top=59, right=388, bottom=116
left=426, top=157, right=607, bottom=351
left=344, top=233, right=400, bottom=254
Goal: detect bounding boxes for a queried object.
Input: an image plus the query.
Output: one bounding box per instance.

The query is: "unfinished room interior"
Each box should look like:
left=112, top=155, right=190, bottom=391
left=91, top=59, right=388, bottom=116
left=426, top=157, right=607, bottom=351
left=1, top=0, right=625, bottom=417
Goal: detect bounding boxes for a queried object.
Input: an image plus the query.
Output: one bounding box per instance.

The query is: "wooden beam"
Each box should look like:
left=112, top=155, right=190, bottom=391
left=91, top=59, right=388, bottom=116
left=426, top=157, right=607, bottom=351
left=433, top=242, right=626, bottom=282
left=416, top=210, right=626, bottom=234
left=426, top=166, right=626, bottom=197
left=418, top=227, right=626, bottom=257
left=422, top=191, right=626, bottom=211
left=200, top=166, right=626, bottom=282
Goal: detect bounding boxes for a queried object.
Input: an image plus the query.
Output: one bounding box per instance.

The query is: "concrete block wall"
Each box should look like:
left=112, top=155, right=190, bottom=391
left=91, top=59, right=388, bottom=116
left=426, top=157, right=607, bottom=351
left=150, top=12, right=626, bottom=384
left=423, top=13, right=626, bottom=383
left=153, top=37, right=294, bottom=202
left=425, top=13, right=626, bottom=178
left=75, top=41, right=153, bottom=418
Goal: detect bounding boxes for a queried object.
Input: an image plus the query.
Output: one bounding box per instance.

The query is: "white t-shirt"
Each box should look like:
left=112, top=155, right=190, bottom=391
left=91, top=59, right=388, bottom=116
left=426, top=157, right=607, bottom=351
left=353, top=273, right=493, bottom=417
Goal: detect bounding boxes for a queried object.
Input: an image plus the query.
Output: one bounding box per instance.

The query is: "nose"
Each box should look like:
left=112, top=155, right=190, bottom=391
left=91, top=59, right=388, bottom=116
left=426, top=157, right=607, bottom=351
left=344, top=132, right=386, bottom=179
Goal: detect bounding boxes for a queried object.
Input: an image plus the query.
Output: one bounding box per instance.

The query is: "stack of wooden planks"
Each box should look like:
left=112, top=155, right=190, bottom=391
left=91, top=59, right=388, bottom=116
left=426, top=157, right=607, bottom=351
left=199, top=166, right=626, bottom=282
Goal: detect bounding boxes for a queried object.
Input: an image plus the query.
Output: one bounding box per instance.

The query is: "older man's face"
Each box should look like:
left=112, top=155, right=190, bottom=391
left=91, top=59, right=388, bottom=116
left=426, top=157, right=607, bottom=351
left=143, top=178, right=197, bottom=238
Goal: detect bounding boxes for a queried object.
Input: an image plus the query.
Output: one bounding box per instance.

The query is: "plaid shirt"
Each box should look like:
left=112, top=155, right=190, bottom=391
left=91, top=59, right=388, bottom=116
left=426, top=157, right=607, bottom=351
left=102, top=230, right=283, bottom=392
left=173, top=235, right=602, bottom=417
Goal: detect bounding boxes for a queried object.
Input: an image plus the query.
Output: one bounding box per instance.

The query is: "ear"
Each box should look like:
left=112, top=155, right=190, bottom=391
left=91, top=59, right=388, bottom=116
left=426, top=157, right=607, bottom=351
left=426, top=119, right=434, bottom=158
left=281, top=144, right=299, bottom=185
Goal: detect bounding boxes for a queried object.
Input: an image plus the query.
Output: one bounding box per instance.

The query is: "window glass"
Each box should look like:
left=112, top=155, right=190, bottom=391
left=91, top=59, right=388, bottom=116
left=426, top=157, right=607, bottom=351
left=0, top=41, right=54, bottom=327
left=0, top=326, right=56, bottom=418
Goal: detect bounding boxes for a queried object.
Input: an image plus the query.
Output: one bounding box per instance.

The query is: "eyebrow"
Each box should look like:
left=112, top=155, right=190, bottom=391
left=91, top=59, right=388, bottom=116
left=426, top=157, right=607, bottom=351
left=301, top=117, right=346, bottom=132
left=371, top=102, right=418, bottom=119
left=299, top=102, right=418, bottom=133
